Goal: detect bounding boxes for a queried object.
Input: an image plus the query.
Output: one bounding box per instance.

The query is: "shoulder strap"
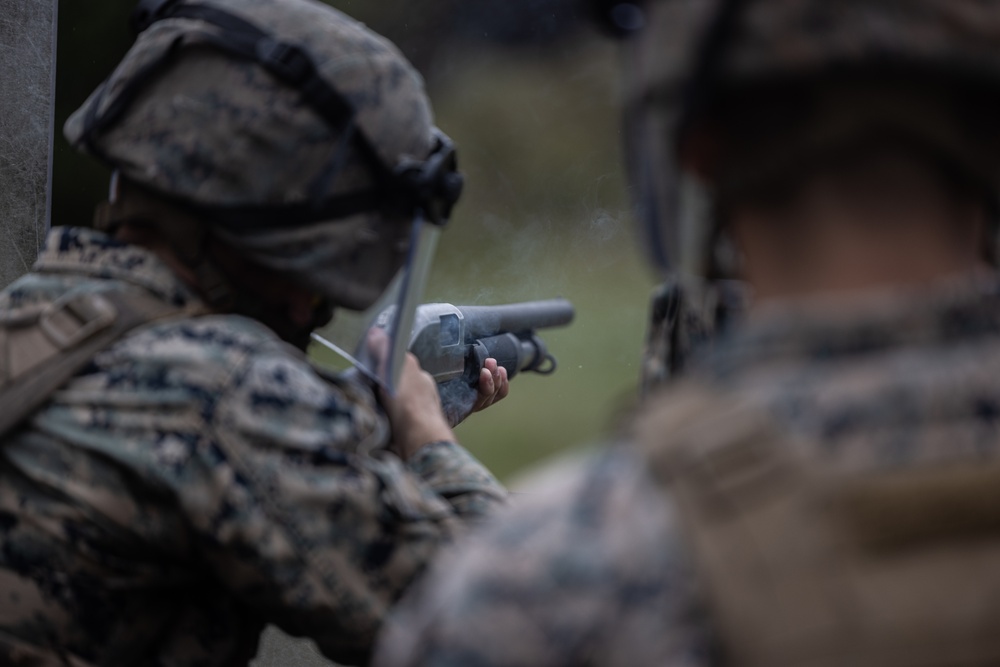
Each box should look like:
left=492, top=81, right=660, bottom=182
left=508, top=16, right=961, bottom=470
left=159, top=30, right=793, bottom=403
left=0, top=289, right=198, bottom=439
left=0, top=289, right=207, bottom=665
left=636, top=385, right=1000, bottom=667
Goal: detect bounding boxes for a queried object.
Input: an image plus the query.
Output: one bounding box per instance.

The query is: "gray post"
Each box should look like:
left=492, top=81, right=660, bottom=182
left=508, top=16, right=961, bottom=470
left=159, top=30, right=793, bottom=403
left=251, top=626, right=337, bottom=667
left=0, top=0, right=58, bottom=288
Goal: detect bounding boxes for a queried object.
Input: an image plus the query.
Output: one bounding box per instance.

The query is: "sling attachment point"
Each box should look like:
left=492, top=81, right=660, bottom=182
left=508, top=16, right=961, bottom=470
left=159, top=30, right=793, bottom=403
left=0, top=289, right=196, bottom=440
left=39, top=292, right=118, bottom=350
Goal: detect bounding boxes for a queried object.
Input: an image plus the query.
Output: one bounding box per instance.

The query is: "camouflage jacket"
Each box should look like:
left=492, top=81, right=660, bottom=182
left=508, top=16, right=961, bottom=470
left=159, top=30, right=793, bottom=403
left=0, top=227, right=506, bottom=667
left=375, top=274, right=1000, bottom=667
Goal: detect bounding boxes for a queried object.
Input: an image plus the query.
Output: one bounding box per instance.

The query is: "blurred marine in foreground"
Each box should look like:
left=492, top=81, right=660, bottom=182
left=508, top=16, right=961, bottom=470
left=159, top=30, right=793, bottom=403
left=376, top=0, right=1000, bottom=665
left=0, top=0, right=508, bottom=664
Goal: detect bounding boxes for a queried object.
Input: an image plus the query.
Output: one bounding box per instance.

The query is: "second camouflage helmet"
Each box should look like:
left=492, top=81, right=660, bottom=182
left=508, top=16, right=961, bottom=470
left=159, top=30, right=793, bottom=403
left=607, top=0, right=1000, bottom=276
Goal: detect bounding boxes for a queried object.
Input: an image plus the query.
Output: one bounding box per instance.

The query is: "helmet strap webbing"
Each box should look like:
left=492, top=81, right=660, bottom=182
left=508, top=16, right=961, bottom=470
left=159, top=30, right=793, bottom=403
left=82, top=0, right=462, bottom=232
left=308, top=119, right=359, bottom=205
left=90, top=0, right=390, bottom=212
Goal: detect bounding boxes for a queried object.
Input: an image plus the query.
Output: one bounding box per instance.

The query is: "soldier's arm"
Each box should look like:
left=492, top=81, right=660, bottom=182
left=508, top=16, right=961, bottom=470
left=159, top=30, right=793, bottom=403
left=374, top=335, right=508, bottom=518
left=184, top=341, right=505, bottom=665
left=373, top=447, right=715, bottom=667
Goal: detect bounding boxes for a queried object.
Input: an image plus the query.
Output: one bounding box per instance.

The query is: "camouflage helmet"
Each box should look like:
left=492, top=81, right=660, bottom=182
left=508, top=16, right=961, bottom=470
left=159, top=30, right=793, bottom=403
left=66, top=0, right=462, bottom=311
left=596, top=0, right=1000, bottom=277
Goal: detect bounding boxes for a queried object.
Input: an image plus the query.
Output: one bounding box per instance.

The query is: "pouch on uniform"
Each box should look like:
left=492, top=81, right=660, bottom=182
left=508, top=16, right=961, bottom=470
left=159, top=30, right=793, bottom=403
left=637, top=387, right=1000, bottom=667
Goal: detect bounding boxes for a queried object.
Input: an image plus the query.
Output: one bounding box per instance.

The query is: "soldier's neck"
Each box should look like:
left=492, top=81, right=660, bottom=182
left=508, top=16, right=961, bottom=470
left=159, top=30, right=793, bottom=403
left=730, top=156, right=988, bottom=305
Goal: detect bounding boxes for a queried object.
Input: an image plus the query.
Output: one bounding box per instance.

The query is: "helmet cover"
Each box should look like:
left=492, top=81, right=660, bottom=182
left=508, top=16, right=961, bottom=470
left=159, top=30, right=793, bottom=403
left=622, top=0, right=1000, bottom=276
left=65, top=0, right=441, bottom=309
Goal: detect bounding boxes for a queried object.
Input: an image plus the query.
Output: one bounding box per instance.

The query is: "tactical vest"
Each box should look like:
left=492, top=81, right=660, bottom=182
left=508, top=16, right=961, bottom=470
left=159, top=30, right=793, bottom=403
left=0, top=288, right=198, bottom=439
left=637, top=386, right=1000, bottom=667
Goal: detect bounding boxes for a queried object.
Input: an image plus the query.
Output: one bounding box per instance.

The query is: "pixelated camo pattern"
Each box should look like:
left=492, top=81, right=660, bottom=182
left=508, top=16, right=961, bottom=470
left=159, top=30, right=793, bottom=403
left=0, top=227, right=505, bottom=667
left=64, top=0, right=434, bottom=209
left=63, top=0, right=435, bottom=310
left=376, top=273, right=1000, bottom=666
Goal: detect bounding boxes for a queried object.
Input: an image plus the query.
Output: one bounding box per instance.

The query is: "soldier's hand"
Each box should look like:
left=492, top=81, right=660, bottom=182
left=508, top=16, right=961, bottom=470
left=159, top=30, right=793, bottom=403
left=471, top=358, right=509, bottom=414
left=367, top=329, right=455, bottom=460
left=440, top=358, right=510, bottom=428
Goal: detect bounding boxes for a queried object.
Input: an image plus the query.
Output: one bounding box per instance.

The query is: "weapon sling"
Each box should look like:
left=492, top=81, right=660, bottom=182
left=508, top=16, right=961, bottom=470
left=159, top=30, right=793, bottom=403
left=0, top=288, right=194, bottom=439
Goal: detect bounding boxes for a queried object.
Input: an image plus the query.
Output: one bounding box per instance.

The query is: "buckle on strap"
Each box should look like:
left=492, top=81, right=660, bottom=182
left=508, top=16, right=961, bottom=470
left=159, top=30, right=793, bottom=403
left=39, top=293, right=118, bottom=350
left=392, top=129, right=464, bottom=225
left=256, top=37, right=314, bottom=85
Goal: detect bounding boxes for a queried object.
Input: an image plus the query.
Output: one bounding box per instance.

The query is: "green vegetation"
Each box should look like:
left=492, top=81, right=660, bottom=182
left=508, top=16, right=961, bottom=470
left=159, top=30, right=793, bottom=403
left=428, top=43, right=654, bottom=482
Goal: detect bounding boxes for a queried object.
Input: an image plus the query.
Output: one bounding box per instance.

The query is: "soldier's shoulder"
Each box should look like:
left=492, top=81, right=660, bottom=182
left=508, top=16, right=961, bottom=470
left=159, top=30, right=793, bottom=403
left=634, top=376, right=751, bottom=443
left=628, top=375, right=786, bottom=488
left=92, top=312, right=314, bottom=405
left=467, top=442, right=684, bottom=566
left=147, top=316, right=386, bottom=452
left=638, top=378, right=730, bottom=424
left=432, top=439, right=686, bottom=570
left=109, top=312, right=286, bottom=367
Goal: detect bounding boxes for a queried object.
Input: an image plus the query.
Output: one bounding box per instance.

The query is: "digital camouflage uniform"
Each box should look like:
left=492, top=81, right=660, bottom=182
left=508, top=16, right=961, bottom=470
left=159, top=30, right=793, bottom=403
left=0, top=226, right=505, bottom=666
left=376, top=275, right=1000, bottom=666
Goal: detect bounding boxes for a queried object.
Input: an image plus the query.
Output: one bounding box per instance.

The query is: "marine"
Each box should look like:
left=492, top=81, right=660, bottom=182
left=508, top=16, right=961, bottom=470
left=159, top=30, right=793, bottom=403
left=0, top=0, right=509, bottom=665
left=375, top=1, right=1000, bottom=665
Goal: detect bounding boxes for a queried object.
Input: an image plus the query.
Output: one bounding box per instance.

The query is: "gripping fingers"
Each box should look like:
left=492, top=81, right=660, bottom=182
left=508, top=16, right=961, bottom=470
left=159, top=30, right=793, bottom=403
left=474, top=359, right=509, bottom=411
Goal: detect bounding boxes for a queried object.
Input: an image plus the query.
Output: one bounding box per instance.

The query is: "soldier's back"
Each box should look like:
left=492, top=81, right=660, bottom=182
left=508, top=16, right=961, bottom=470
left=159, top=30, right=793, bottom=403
left=636, top=276, right=1000, bottom=667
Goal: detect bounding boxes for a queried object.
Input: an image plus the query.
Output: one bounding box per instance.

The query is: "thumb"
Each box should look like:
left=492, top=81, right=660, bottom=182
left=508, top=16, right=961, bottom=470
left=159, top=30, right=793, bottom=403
left=365, top=327, right=390, bottom=376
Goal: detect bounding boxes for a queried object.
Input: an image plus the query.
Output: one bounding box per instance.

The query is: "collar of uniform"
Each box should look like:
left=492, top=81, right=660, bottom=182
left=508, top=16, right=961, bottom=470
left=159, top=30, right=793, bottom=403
left=707, top=271, right=1000, bottom=378
left=33, top=226, right=202, bottom=308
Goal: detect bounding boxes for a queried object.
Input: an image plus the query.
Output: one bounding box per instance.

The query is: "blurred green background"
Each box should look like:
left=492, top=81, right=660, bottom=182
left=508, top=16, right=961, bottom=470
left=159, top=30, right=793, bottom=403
left=53, top=1, right=657, bottom=484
